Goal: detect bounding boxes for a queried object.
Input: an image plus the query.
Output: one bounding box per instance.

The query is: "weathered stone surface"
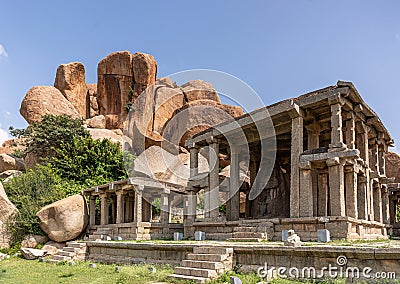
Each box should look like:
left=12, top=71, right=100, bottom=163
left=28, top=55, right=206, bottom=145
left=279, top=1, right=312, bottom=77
left=87, top=83, right=99, bottom=118
left=36, top=194, right=88, bottom=242
left=181, top=80, right=220, bottom=103
left=42, top=241, right=66, bottom=256
left=85, top=115, right=106, bottom=129
left=20, top=248, right=47, bottom=260
left=0, top=182, right=17, bottom=248
left=88, top=128, right=123, bottom=145
left=20, top=86, right=80, bottom=124
left=132, top=52, right=157, bottom=99
left=0, top=138, right=25, bottom=155
left=155, top=77, right=177, bottom=88
left=0, top=170, right=22, bottom=179
left=21, top=235, right=49, bottom=248
left=97, top=51, right=133, bottom=129
left=386, top=151, right=400, bottom=183
left=283, top=230, right=301, bottom=247
left=0, top=154, right=24, bottom=172
left=133, top=145, right=208, bottom=187
left=54, top=62, right=88, bottom=118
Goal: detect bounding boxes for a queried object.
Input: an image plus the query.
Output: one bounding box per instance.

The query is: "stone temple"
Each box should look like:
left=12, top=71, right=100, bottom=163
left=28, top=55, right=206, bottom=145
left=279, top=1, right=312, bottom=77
left=84, top=80, right=397, bottom=241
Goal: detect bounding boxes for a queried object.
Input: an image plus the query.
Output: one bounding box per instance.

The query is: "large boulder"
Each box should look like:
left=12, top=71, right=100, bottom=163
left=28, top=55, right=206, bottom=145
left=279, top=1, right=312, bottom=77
left=0, top=154, right=25, bottom=172
left=386, top=151, right=400, bottom=183
left=97, top=51, right=134, bottom=129
left=133, top=145, right=209, bottom=187
left=132, top=52, right=157, bottom=99
left=20, top=86, right=80, bottom=124
left=0, top=138, right=25, bottom=155
left=181, top=80, right=220, bottom=103
left=21, top=234, right=49, bottom=248
left=54, top=62, right=88, bottom=118
left=0, top=182, right=17, bottom=248
left=36, top=194, right=88, bottom=242
left=85, top=115, right=106, bottom=129
left=88, top=128, right=123, bottom=145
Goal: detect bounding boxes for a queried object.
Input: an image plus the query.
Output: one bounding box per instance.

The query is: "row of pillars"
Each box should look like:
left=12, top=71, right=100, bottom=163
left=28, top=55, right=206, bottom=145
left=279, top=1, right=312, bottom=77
left=88, top=186, right=172, bottom=226
left=187, top=139, right=241, bottom=222
left=291, top=96, right=389, bottom=223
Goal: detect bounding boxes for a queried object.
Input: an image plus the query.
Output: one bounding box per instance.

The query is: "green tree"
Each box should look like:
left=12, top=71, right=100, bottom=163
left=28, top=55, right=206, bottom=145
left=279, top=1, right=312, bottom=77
left=47, top=136, right=127, bottom=184
left=23, top=114, right=89, bottom=159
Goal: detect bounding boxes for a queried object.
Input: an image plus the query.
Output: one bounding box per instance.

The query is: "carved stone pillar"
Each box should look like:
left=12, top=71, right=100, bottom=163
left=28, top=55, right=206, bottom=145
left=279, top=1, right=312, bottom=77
left=345, top=163, right=358, bottom=219
left=373, top=182, right=382, bottom=223
left=346, top=113, right=356, bottom=149
left=357, top=175, right=368, bottom=220
left=381, top=185, right=390, bottom=225
left=290, top=115, right=303, bottom=217
left=190, top=146, right=199, bottom=178
left=208, top=140, right=220, bottom=219
left=100, top=193, right=109, bottom=225
left=317, top=172, right=329, bottom=216
left=228, top=144, right=240, bottom=221
left=370, top=139, right=379, bottom=173
left=160, top=189, right=171, bottom=225
left=378, top=143, right=386, bottom=176
left=356, top=122, right=369, bottom=165
left=125, top=193, right=133, bottom=223
left=89, top=196, right=96, bottom=226
left=116, top=190, right=124, bottom=224
left=142, top=199, right=152, bottom=222
left=327, top=157, right=346, bottom=216
left=134, top=185, right=143, bottom=223
left=329, top=98, right=345, bottom=150
left=299, top=160, right=313, bottom=217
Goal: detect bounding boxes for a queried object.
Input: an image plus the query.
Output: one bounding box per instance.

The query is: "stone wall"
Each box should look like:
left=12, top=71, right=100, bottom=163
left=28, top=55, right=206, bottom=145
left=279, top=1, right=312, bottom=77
left=86, top=242, right=400, bottom=280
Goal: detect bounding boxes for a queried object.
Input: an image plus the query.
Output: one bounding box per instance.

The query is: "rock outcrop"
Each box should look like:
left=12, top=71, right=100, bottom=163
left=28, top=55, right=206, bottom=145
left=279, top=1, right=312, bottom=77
left=88, top=128, right=123, bottom=145
left=132, top=52, right=157, bottom=99
left=97, top=51, right=134, bottom=129
left=126, top=79, right=244, bottom=154
left=0, top=182, right=17, bottom=248
left=87, top=83, right=99, bottom=118
left=20, top=86, right=81, bottom=124
left=36, top=194, right=88, bottom=242
left=386, top=152, right=400, bottom=183
left=0, top=154, right=25, bottom=173
left=54, top=62, right=88, bottom=118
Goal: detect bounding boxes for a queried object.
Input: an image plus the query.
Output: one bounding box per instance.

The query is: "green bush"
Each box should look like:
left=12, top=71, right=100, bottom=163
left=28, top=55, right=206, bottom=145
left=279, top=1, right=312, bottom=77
left=47, top=136, right=127, bottom=184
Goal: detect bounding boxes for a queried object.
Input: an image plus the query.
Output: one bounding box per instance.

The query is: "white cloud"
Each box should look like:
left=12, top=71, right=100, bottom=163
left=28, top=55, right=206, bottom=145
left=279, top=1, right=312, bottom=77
left=0, top=128, right=10, bottom=145
left=0, top=44, right=8, bottom=58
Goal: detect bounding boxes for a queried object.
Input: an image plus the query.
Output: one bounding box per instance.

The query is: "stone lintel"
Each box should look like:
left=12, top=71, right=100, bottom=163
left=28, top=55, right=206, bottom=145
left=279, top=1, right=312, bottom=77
left=300, top=149, right=359, bottom=164
left=299, top=160, right=312, bottom=170
left=328, top=93, right=346, bottom=106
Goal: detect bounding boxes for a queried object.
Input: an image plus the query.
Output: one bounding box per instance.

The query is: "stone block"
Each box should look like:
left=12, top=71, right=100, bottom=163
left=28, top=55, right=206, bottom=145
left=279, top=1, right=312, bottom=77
left=174, top=232, right=183, bottom=241
left=317, top=229, right=331, bottom=242
left=230, top=276, right=242, bottom=284
left=194, top=231, right=206, bottom=241
left=281, top=230, right=289, bottom=242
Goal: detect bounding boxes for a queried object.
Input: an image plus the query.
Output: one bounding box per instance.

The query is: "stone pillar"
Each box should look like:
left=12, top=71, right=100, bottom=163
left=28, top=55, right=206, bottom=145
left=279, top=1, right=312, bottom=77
left=190, top=146, right=199, bottom=176
left=184, top=190, right=197, bottom=238
left=381, top=186, right=390, bottom=224
left=208, top=141, right=220, bottom=219
left=369, top=180, right=375, bottom=221
left=290, top=115, right=303, bottom=217
left=142, top=199, right=152, bottom=222
left=111, top=197, right=116, bottom=224
left=329, top=100, right=345, bottom=150
left=346, top=113, right=356, bottom=149
left=125, top=193, right=133, bottom=223
left=89, top=196, right=97, bottom=226
left=344, top=164, right=358, bottom=219
left=327, top=157, right=346, bottom=216
left=378, top=143, right=386, bottom=176
left=317, top=172, right=329, bottom=216
left=160, top=189, right=171, bottom=225
left=306, top=124, right=319, bottom=216
left=373, top=182, right=383, bottom=223
left=370, top=139, right=379, bottom=173
left=228, top=144, right=240, bottom=221
left=116, top=191, right=125, bottom=224
left=299, top=161, right=313, bottom=217
left=356, top=122, right=369, bottom=165
left=134, top=185, right=143, bottom=223
left=357, top=175, right=368, bottom=220
left=389, top=196, right=396, bottom=224
left=100, top=193, right=109, bottom=225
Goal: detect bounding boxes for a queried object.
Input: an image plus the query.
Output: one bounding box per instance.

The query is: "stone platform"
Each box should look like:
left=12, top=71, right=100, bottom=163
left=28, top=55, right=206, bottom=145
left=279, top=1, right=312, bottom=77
left=86, top=240, right=400, bottom=281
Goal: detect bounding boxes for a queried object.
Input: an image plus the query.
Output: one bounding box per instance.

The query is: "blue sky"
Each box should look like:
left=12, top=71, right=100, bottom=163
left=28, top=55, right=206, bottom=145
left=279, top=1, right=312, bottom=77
left=0, top=1, right=399, bottom=151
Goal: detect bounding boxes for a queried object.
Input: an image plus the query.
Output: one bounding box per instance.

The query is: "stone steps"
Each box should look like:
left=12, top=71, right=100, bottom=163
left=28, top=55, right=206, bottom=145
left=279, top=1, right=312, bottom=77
left=228, top=225, right=269, bottom=242
left=48, top=242, right=87, bottom=264
left=169, top=246, right=233, bottom=283
left=168, top=274, right=208, bottom=283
